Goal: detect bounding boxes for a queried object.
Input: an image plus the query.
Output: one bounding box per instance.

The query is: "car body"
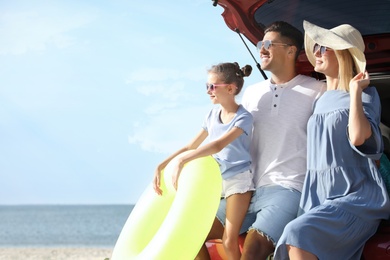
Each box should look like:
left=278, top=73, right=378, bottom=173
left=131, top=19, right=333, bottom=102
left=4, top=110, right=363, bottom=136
left=206, top=0, right=390, bottom=259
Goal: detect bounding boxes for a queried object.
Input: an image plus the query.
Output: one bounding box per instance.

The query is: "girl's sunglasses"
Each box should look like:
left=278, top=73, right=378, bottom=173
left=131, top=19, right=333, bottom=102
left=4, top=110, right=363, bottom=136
left=206, top=83, right=229, bottom=91
left=313, top=43, right=331, bottom=55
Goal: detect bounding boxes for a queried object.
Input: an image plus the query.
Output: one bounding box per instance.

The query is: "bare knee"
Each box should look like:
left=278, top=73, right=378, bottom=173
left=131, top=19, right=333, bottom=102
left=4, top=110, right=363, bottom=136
left=241, top=230, right=274, bottom=260
left=222, top=235, right=239, bottom=251
left=222, top=235, right=236, bottom=247
left=221, top=235, right=241, bottom=260
left=287, top=245, right=318, bottom=260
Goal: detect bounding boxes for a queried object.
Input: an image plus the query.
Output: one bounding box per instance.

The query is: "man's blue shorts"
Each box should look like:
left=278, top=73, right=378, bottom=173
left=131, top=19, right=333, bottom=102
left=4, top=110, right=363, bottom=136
left=216, top=185, right=301, bottom=245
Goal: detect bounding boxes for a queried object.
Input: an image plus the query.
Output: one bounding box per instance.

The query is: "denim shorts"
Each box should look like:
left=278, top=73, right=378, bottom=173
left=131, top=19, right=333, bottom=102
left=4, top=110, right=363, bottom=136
left=222, top=170, right=255, bottom=198
left=216, top=185, right=301, bottom=244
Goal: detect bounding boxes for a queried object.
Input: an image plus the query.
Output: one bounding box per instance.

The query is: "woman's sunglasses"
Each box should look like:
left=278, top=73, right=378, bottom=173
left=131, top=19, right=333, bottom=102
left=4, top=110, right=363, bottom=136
left=206, top=83, right=229, bottom=91
left=313, top=43, right=331, bottom=55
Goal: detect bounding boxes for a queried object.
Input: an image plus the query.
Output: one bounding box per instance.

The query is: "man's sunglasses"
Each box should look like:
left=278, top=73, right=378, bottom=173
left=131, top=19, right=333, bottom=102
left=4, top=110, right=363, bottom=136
left=256, top=40, right=292, bottom=52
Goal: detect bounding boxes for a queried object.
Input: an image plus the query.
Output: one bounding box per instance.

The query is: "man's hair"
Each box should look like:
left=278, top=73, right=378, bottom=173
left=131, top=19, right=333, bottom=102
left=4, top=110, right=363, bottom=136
left=265, top=21, right=304, bottom=59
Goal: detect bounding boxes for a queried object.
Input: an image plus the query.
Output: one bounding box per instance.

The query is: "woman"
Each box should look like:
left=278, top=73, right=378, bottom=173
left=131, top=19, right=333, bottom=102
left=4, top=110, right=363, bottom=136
left=274, top=21, right=390, bottom=259
left=153, top=62, right=254, bottom=260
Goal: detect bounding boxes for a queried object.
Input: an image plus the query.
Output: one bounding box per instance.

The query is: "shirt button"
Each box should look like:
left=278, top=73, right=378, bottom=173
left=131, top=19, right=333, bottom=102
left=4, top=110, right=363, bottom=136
left=274, top=104, right=277, bottom=107
left=275, top=94, right=278, bottom=97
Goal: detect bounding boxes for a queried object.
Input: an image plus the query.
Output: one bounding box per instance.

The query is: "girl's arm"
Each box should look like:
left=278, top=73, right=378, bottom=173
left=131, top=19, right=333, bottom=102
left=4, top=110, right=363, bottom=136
left=171, top=126, right=244, bottom=189
left=153, top=129, right=208, bottom=195
left=348, top=71, right=372, bottom=146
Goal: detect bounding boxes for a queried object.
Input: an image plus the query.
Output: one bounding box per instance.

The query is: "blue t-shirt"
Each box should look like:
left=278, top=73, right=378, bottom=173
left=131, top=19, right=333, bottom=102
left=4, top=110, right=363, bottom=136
left=202, top=104, right=253, bottom=179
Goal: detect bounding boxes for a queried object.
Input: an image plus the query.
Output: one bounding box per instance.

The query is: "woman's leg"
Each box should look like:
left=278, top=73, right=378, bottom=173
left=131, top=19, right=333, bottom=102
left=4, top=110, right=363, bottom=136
left=223, top=191, right=252, bottom=260
left=287, top=245, right=318, bottom=260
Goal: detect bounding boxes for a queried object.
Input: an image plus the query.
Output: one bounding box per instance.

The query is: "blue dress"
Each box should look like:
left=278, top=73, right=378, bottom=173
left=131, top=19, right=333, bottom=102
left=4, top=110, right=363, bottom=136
left=274, top=87, right=390, bottom=260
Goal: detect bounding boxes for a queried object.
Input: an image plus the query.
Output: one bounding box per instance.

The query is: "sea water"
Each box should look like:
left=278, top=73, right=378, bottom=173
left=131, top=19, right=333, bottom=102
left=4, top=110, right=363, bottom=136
left=0, top=205, right=134, bottom=248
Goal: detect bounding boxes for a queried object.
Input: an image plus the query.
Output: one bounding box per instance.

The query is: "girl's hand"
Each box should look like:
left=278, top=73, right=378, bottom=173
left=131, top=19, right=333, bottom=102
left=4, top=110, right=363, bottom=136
left=153, top=168, right=163, bottom=195
left=350, top=71, right=370, bottom=92
left=172, top=161, right=184, bottom=191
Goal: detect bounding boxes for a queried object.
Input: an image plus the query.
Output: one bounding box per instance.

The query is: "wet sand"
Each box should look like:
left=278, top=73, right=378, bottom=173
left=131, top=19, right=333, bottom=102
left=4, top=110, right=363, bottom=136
left=0, top=247, right=113, bottom=260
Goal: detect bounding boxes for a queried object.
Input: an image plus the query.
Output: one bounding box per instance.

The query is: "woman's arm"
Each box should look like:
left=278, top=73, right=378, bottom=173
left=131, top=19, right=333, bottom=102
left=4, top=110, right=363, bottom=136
left=348, top=71, right=372, bottom=146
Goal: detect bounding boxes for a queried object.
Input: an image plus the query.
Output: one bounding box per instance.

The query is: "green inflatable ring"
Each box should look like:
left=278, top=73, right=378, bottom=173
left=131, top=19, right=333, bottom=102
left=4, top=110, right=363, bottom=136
left=111, top=152, right=222, bottom=259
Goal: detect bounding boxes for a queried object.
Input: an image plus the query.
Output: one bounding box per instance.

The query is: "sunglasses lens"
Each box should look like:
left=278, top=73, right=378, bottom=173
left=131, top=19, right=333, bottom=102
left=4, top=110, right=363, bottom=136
left=263, top=40, right=271, bottom=50
left=313, top=43, right=320, bottom=53
left=206, top=84, right=214, bottom=91
left=256, top=41, right=262, bottom=51
left=320, top=46, right=327, bottom=55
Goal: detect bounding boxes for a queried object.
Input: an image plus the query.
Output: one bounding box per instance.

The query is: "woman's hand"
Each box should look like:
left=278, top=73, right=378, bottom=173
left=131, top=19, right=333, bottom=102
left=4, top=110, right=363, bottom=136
left=350, top=71, right=370, bottom=93
left=153, top=168, right=163, bottom=195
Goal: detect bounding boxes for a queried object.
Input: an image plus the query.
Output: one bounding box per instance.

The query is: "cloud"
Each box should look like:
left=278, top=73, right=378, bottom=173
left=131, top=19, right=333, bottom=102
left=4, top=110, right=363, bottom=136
left=135, top=82, right=191, bottom=103
left=127, top=66, right=212, bottom=154
left=126, top=67, right=205, bottom=84
left=143, top=101, right=179, bottom=115
left=0, top=5, right=97, bottom=55
left=128, top=105, right=210, bottom=154
left=125, top=65, right=208, bottom=118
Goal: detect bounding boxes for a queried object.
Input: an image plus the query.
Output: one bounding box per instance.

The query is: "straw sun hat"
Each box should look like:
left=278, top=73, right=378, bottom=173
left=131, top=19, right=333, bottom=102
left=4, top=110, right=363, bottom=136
left=303, top=20, right=366, bottom=74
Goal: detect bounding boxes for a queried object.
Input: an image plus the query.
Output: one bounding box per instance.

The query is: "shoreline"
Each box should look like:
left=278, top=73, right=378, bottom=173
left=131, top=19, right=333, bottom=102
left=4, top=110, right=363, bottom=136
left=0, top=247, right=113, bottom=260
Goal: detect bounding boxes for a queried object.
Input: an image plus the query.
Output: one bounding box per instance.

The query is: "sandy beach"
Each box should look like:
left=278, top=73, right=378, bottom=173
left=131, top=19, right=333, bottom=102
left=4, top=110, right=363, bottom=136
left=0, top=247, right=113, bottom=260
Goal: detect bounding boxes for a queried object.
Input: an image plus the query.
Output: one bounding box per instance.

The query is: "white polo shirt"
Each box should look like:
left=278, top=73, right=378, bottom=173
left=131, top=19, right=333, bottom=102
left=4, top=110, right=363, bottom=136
left=241, top=74, right=325, bottom=192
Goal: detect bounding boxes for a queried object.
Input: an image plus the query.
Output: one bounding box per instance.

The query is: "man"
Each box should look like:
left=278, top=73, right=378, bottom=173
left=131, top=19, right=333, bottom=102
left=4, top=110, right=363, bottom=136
left=196, top=21, right=325, bottom=260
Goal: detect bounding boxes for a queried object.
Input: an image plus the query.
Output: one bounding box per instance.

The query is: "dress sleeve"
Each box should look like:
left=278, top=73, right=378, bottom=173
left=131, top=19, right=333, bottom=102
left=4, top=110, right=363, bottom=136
left=349, top=86, right=384, bottom=160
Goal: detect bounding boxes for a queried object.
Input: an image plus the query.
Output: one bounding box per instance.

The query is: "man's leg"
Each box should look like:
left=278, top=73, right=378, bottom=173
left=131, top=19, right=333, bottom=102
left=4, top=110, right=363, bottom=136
left=241, top=185, right=301, bottom=260
left=241, top=229, right=274, bottom=260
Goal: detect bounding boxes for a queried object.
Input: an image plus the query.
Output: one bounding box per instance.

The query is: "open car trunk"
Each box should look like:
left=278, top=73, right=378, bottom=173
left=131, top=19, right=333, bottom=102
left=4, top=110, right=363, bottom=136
left=214, top=0, right=390, bottom=131
left=207, top=0, right=390, bottom=259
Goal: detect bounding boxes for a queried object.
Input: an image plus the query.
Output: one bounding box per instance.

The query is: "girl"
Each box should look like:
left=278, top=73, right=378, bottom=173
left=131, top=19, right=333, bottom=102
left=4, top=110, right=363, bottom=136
left=153, top=62, right=254, bottom=260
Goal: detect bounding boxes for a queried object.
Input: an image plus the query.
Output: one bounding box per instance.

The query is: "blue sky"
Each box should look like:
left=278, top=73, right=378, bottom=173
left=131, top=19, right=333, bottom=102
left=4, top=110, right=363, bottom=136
left=0, top=0, right=265, bottom=205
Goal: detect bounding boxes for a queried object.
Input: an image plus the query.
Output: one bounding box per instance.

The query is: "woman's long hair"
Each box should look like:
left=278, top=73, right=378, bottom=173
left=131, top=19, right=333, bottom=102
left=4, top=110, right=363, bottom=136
left=334, top=49, right=358, bottom=92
